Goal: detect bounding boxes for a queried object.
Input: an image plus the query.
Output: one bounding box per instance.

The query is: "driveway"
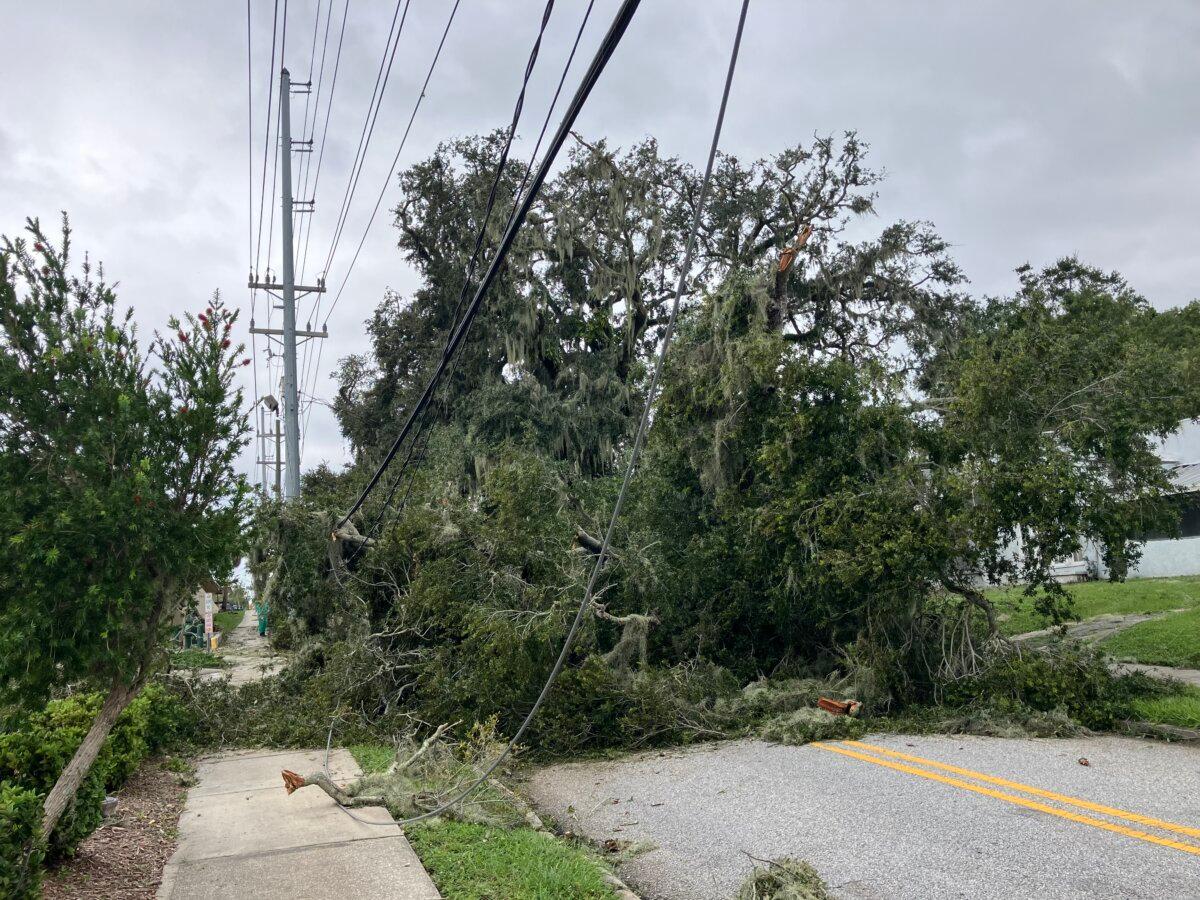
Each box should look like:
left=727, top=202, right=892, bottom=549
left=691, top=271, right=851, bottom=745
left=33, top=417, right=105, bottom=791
left=525, top=734, right=1200, bottom=899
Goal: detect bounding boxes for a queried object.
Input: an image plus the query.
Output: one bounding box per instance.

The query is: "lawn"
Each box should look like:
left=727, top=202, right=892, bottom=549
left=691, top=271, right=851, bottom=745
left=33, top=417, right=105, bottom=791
left=214, top=607, right=245, bottom=636
left=1101, top=605, right=1200, bottom=669
left=170, top=648, right=228, bottom=669
left=408, top=821, right=617, bottom=900
left=990, top=575, right=1200, bottom=636
left=1130, top=685, right=1200, bottom=729
left=349, top=743, right=395, bottom=774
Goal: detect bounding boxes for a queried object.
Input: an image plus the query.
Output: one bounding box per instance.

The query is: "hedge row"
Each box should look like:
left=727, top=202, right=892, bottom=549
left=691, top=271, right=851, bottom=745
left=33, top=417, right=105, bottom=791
left=0, top=682, right=194, bottom=898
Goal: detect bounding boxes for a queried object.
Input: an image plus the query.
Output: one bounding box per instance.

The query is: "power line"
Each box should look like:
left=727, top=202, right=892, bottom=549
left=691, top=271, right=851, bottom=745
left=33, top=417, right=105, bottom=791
left=508, top=0, right=596, bottom=227
left=288, top=0, right=324, bottom=234
left=253, top=0, right=281, bottom=281
left=264, top=0, right=291, bottom=303
left=248, top=0, right=264, bottom=493
left=247, top=0, right=256, bottom=278
left=319, top=0, right=465, bottom=325
left=374, top=0, right=748, bottom=828
left=335, top=0, right=639, bottom=529
left=344, top=0, right=597, bottom=553
left=319, top=0, right=413, bottom=283
left=295, top=0, right=344, bottom=440
left=297, top=0, right=347, bottom=286
left=341, top=0, right=559, bottom=551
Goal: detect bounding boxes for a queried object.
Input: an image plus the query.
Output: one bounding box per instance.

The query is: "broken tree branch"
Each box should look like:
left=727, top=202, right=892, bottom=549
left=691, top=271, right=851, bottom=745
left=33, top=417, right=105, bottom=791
left=281, top=770, right=384, bottom=808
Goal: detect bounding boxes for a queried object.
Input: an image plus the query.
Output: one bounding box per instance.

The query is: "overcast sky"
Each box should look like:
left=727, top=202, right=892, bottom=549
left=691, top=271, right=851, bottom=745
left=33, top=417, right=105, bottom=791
left=3, top=0, right=1199, bottom=480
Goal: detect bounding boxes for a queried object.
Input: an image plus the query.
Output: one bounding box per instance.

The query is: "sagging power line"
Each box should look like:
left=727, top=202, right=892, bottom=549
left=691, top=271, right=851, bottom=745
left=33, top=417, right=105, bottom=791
left=324, top=0, right=751, bottom=827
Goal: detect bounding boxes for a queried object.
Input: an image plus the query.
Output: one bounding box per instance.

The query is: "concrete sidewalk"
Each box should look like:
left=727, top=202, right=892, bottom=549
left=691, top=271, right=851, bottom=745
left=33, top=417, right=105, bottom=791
left=195, top=607, right=284, bottom=686
left=159, top=748, right=440, bottom=900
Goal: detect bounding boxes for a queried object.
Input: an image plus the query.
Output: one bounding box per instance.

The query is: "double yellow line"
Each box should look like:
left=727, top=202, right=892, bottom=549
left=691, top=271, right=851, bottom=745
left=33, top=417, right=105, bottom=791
left=812, top=739, right=1200, bottom=858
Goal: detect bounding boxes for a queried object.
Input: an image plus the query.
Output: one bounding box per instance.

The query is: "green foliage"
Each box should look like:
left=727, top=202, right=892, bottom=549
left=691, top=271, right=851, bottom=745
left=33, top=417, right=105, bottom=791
left=736, top=858, right=831, bottom=900
left=0, top=781, right=44, bottom=900
left=757, top=708, right=866, bottom=745
left=138, top=682, right=200, bottom=752
left=875, top=701, right=1086, bottom=740
left=407, top=821, right=616, bottom=900
left=1101, top=606, right=1200, bottom=668
left=939, top=645, right=1149, bottom=731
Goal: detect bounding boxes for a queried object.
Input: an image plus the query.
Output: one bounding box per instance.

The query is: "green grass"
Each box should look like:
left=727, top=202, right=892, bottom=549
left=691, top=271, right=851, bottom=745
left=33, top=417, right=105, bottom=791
left=348, top=743, right=395, bottom=774
left=1130, top=686, right=1200, bottom=729
left=990, top=576, right=1200, bottom=636
left=214, top=607, right=245, bottom=636
left=408, top=821, right=616, bottom=900
left=1101, top=605, right=1200, bottom=668
left=170, top=649, right=228, bottom=669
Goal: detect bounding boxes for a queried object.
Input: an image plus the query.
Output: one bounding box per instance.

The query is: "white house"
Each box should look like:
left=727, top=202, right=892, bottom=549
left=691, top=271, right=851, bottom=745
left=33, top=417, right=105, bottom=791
left=1049, top=420, right=1200, bottom=581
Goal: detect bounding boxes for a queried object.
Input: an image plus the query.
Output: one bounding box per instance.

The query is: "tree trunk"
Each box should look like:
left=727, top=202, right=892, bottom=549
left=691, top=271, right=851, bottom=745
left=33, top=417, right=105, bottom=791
left=41, top=592, right=170, bottom=838
left=40, top=677, right=138, bottom=836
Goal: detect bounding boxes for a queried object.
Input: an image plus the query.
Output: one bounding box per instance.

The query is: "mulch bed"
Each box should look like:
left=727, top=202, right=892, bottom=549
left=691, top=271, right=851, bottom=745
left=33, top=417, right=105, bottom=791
left=42, top=757, right=190, bottom=899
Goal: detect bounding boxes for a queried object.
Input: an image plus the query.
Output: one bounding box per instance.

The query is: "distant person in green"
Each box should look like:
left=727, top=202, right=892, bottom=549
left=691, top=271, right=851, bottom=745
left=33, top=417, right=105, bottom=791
left=255, top=598, right=268, bottom=637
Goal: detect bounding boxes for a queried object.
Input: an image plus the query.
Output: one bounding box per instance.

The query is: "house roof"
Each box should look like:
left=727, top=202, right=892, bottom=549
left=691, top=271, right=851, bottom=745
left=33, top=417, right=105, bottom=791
left=1168, top=462, right=1200, bottom=493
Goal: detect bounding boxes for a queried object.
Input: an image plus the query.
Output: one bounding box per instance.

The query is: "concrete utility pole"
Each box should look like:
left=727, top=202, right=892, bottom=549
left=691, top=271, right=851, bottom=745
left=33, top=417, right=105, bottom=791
left=277, top=67, right=301, bottom=499
left=274, top=416, right=283, bottom=498
left=254, top=413, right=283, bottom=499
left=258, top=406, right=269, bottom=496
left=249, top=67, right=326, bottom=500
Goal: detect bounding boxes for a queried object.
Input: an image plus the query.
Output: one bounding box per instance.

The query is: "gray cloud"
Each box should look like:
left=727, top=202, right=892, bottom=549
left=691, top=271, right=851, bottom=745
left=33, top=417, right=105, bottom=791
left=3, top=0, right=1198, bottom=476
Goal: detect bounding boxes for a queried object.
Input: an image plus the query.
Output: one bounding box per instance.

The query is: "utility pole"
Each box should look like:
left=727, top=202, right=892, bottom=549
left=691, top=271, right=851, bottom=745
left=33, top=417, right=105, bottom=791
left=277, top=66, right=300, bottom=500
left=258, top=406, right=269, bottom=496
left=248, top=67, right=326, bottom=500
left=254, top=415, right=283, bottom=498
left=274, top=416, right=283, bottom=498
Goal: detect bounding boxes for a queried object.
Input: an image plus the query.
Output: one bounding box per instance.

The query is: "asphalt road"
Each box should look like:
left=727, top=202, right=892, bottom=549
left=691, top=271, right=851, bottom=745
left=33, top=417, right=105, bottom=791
left=526, top=734, right=1200, bottom=899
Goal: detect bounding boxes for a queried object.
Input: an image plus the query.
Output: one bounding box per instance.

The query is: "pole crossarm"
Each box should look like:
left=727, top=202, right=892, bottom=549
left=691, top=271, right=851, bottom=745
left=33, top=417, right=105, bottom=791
left=248, top=280, right=326, bottom=293
left=250, top=323, right=329, bottom=339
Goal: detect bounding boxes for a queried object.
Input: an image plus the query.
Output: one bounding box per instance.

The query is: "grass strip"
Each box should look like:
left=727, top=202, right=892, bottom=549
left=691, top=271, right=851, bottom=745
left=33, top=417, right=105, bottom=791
left=990, top=576, right=1200, bottom=636
left=408, top=820, right=617, bottom=900
left=1102, top=606, right=1200, bottom=668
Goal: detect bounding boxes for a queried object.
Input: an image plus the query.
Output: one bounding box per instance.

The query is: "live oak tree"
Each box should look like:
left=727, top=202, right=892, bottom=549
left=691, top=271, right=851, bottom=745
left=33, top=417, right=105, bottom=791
left=335, top=132, right=885, bottom=474
left=638, top=258, right=1200, bottom=686
left=0, top=218, right=250, bottom=839
left=284, top=131, right=1200, bottom=728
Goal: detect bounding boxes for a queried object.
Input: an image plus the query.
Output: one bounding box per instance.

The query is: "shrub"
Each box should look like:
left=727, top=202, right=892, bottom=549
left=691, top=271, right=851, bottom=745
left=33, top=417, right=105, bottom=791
left=0, top=683, right=191, bottom=860
left=0, top=697, right=111, bottom=856
left=940, top=644, right=1147, bottom=730
left=140, top=681, right=201, bottom=751
left=0, top=781, right=44, bottom=900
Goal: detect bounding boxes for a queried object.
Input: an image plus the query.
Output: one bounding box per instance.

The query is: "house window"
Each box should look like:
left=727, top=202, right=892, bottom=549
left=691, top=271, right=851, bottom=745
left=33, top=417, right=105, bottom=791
left=1145, top=493, right=1200, bottom=541
left=1181, top=496, right=1200, bottom=539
